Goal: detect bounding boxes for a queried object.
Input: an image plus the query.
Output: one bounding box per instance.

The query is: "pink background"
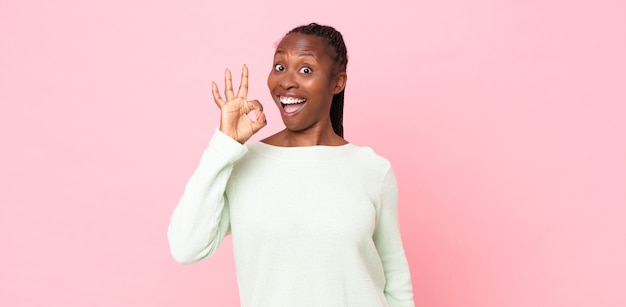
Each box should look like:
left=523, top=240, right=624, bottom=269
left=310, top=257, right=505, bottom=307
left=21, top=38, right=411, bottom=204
left=1, top=0, right=625, bottom=306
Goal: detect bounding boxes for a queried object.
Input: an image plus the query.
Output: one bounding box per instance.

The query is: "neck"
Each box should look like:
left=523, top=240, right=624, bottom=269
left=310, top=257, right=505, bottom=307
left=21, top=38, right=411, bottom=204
left=263, top=125, right=347, bottom=147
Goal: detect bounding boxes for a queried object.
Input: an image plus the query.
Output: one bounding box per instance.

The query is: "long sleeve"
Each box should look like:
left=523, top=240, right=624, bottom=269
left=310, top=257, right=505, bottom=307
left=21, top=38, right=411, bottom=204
left=167, top=129, right=247, bottom=264
left=373, top=167, right=415, bottom=307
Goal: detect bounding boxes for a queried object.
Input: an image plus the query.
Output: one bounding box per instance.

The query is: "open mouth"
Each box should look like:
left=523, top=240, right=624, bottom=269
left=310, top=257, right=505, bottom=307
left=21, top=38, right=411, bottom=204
left=280, top=96, right=307, bottom=114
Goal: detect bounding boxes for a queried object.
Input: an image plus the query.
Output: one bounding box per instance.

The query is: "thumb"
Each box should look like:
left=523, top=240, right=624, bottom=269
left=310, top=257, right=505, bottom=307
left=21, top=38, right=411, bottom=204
left=251, top=111, right=267, bottom=132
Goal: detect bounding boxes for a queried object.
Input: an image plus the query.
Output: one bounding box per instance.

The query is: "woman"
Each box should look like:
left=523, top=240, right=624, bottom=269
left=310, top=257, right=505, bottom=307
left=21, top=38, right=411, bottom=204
left=168, top=23, right=415, bottom=306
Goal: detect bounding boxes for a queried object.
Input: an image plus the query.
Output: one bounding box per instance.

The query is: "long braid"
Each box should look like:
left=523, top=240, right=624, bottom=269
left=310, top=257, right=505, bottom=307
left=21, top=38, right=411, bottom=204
left=287, top=23, right=348, bottom=137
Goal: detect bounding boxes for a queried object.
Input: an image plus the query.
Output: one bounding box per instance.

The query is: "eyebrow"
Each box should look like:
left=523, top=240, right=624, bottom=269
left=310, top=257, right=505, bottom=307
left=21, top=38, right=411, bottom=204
left=275, top=50, right=317, bottom=59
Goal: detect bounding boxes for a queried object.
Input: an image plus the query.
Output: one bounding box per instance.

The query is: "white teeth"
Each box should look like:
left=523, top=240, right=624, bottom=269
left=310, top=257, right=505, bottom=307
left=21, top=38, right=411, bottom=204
left=280, top=96, right=307, bottom=104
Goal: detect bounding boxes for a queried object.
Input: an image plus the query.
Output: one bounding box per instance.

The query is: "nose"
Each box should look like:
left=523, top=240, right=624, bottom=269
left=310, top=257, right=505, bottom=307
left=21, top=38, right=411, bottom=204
left=278, top=71, right=298, bottom=90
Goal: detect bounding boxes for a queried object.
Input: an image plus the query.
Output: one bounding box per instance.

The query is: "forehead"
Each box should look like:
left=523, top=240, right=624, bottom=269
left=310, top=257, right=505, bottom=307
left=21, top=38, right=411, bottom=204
left=275, top=33, right=336, bottom=59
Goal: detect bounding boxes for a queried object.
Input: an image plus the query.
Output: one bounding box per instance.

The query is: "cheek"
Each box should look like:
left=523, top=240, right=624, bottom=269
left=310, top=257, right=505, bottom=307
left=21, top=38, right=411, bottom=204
left=303, top=76, right=326, bottom=93
left=267, top=72, right=274, bottom=89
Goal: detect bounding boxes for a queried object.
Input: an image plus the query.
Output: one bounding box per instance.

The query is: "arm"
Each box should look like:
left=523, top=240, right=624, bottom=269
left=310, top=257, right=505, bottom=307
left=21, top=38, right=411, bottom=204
left=167, top=129, right=247, bottom=264
left=373, top=167, right=415, bottom=307
left=168, top=65, right=266, bottom=264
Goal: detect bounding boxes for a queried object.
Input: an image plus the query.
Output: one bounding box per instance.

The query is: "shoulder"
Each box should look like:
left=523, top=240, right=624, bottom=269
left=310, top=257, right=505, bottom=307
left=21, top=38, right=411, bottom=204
left=350, top=143, right=393, bottom=171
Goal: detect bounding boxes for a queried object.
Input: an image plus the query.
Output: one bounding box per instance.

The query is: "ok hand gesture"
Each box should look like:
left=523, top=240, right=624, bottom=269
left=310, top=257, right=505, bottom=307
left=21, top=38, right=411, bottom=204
left=212, top=65, right=267, bottom=144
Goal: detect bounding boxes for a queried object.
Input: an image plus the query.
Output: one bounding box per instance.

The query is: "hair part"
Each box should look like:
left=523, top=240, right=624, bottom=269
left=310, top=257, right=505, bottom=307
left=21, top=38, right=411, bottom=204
left=286, top=23, right=348, bottom=137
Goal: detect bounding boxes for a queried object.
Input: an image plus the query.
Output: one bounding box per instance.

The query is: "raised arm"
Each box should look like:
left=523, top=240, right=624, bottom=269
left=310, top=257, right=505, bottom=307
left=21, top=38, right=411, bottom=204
left=167, top=66, right=266, bottom=264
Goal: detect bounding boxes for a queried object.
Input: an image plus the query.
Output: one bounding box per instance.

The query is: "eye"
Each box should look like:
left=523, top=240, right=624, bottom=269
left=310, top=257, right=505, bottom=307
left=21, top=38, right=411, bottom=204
left=274, top=64, right=285, bottom=72
left=299, top=67, right=312, bottom=74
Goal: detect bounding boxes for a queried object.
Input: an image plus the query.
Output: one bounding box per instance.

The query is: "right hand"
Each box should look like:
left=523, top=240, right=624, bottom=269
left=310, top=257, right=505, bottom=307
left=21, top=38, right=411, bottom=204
left=212, top=65, right=267, bottom=144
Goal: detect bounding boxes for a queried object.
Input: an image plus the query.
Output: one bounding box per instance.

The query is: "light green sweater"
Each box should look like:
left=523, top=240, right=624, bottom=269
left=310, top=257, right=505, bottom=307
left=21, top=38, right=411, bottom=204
left=168, top=129, right=414, bottom=307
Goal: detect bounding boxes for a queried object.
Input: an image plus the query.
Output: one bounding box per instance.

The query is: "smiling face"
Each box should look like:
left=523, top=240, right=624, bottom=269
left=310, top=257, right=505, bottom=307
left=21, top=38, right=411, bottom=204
left=267, top=33, right=346, bottom=134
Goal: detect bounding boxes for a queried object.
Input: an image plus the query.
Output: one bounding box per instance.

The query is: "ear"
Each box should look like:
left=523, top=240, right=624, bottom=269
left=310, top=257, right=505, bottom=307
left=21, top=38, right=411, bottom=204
left=331, top=72, right=347, bottom=95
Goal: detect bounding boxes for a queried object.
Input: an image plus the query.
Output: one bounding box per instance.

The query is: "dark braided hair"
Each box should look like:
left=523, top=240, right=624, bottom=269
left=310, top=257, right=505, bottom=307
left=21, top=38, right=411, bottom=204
left=286, top=23, right=348, bottom=137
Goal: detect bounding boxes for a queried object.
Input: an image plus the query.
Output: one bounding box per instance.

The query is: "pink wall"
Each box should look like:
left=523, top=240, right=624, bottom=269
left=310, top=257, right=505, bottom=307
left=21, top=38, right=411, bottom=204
left=1, top=0, right=625, bottom=306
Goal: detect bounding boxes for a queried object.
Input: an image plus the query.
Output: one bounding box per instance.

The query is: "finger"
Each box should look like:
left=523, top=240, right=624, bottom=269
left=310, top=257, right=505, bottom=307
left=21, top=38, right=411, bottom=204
left=237, top=65, right=249, bottom=99
left=246, top=99, right=264, bottom=112
left=251, top=111, right=267, bottom=132
left=212, top=82, right=225, bottom=107
left=225, top=68, right=235, bottom=101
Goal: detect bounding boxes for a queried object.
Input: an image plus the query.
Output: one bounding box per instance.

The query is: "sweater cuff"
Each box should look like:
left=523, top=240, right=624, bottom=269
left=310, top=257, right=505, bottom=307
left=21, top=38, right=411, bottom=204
left=207, top=128, right=248, bottom=163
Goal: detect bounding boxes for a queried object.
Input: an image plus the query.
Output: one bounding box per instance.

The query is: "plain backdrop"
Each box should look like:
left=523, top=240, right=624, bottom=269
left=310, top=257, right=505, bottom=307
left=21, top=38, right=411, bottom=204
left=1, top=0, right=625, bottom=306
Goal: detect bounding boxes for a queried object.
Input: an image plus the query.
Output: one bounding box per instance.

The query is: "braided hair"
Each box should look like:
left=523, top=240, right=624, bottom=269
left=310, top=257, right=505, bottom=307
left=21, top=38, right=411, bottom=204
left=286, top=23, right=348, bottom=137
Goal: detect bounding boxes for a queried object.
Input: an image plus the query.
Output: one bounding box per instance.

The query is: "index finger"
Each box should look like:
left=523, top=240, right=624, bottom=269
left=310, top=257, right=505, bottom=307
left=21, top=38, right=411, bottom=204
left=237, top=64, right=249, bottom=99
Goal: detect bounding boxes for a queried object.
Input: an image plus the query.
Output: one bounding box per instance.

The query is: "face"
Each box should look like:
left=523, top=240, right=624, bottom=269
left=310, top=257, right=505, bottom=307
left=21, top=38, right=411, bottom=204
left=267, top=33, right=346, bottom=134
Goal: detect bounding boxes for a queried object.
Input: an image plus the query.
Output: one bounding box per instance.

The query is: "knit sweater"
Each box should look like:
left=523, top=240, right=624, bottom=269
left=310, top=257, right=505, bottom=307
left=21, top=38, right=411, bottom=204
left=168, top=129, right=415, bottom=307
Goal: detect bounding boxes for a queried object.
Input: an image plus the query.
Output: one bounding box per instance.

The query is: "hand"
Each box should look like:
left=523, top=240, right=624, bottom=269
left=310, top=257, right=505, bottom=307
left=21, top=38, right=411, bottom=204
left=212, top=65, right=267, bottom=143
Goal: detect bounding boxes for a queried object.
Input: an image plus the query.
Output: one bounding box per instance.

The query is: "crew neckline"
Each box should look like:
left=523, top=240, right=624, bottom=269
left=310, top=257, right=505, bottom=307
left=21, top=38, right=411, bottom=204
left=246, top=141, right=362, bottom=160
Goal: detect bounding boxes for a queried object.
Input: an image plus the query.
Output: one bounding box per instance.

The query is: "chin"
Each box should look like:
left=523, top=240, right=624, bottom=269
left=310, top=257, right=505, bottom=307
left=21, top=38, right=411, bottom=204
left=281, top=121, right=309, bottom=133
